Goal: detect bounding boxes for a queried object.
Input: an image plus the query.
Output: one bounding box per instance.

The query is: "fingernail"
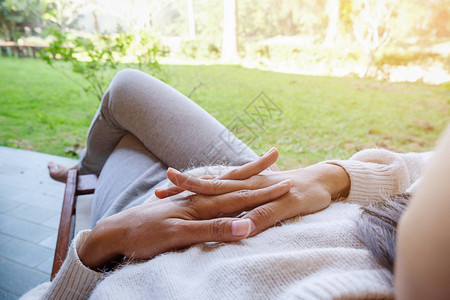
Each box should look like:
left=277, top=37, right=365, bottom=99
left=265, top=147, right=275, bottom=155
left=248, top=219, right=256, bottom=234
left=232, top=219, right=252, bottom=236
left=168, top=167, right=180, bottom=174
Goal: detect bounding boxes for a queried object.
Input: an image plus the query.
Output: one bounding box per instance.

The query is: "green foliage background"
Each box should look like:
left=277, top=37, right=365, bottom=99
left=1, top=57, right=448, bottom=169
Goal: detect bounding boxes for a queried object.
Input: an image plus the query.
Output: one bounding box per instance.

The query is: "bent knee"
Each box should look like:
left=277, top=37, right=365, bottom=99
left=111, top=69, right=148, bottom=89
left=106, top=69, right=154, bottom=106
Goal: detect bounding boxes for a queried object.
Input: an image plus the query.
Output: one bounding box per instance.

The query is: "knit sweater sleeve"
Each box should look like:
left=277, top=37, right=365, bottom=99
left=20, top=230, right=105, bottom=300
left=325, top=149, right=434, bottom=205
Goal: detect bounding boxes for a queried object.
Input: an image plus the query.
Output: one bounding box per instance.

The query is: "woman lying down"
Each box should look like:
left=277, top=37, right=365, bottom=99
left=22, top=70, right=450, bottom=299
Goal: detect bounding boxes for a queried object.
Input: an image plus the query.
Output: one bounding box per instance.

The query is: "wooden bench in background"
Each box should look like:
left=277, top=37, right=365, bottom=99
left=0, top=42, right=53, bottom=58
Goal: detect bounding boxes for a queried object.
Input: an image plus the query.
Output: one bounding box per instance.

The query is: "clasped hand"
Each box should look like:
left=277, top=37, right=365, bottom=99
left=79, top=148, right=349, bottom=271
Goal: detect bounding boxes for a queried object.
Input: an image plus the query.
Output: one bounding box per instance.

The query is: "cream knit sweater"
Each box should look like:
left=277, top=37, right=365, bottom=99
left=22, top=149, right=433, bottom=300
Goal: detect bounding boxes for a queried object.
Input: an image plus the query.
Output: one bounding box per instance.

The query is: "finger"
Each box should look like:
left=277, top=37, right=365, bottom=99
left=242, top=194, right=301, bottom=237
left=177, top=217, right=255, bottom=244
left=219, top=147, right=279, bottom=180
left=156, top=148, right=278, bottom=199
left=155, top=175, right=218, bottom=199
left=166, top=168, right=246, bottom=195
left=188, top=179, right=292, bottom=219
left=167, top=167, right=273, bottom=196
left=47, top=161, right=56, bottom=170
left=155, top=186, right=184, bottom=198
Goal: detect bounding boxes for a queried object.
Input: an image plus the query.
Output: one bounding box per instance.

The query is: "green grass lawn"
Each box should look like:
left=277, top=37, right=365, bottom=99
left=1, top=57, right=449, bottom=170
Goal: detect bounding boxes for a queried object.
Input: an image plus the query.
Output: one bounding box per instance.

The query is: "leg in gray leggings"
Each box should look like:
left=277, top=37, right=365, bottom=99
left=81, top=69, right=259, bottom=226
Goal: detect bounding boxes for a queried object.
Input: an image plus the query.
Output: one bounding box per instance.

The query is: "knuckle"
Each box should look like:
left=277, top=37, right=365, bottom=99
left=226, top=190, right=251, bottom=210
left=188, top=194, right=201, bottom=205
left=285, top=189, right=305, bottom=209
left=252, top=206, right=274, bottom=223
left=247, top=175, right=257, bottom=185
left=210, top=179, right=222, bottom=191
left=237, top=189, right=251, bottom=204
left=187, top=206, right=203, bottom=219
left=247, top=174, right=262, bottom=186
left=290, top=189, right=300, bottom=197
left=208, top=219, right=226, bottom=240
left=227, top=168, right=239, bottom=177
left=286, top=196, right=299, bottom=208
left=186, top=195, right=204, bottom=218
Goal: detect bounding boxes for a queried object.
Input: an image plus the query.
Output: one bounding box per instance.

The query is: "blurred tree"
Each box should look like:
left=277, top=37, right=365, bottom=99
left=186, top=0, right=196, bottom=39
left=418, top=0, right=450, bottom=38
left=238, top=0, right=327, bottom=41
left=91, top=0, right=158, bottom=33
left=323, top=0, right=340, bottom=47
left=42, top=0, right=87, bottom=32
left=351, top=0, right=395, bottom=76
left=148, top=1, right=184, bottom=36
left=0, top=0, right=48, bottom=41
left=92, top=11, right=99, bottom=33
left=222, top=0, right=239, bottom=62
left=42, top=28, right=163, bottom=100
left=194, top=0, right=222, bottom=40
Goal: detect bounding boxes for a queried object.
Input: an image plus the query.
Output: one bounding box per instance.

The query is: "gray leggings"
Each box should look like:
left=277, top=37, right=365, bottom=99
left=79, top=69, right=258, bottom=226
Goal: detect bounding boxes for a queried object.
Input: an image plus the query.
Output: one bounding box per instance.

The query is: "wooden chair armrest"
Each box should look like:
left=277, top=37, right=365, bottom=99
left=51, top=169, right=77, bottom=280
left=77, top=174, right=97, bottom=195
left=51, top=170, right=98, bottom=280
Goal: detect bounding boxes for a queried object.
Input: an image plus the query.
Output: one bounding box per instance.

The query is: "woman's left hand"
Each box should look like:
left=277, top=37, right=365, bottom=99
left=156, top=150, right=350, bottom=237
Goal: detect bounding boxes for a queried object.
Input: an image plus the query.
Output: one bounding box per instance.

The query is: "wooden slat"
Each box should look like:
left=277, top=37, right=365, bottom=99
left=77, top=174, right=98, bottom=195
left=51, top=169, right=78, bottom=280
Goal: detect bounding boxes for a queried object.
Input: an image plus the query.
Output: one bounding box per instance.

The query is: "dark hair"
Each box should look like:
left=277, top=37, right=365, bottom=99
left=356, top=193, right=411, bottom=273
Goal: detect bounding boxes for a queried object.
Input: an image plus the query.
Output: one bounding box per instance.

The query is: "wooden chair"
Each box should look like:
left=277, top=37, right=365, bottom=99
left=51, top=170, right=98, bottom=280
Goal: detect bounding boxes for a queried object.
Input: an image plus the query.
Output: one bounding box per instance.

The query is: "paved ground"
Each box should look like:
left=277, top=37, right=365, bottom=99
left=0, top=146, right=77, bottom=299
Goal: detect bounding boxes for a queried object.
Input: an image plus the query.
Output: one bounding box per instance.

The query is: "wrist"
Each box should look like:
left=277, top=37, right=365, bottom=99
left=313, top=163, right=350, bottom=199
left=78, top=216, right=125, bottom=271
